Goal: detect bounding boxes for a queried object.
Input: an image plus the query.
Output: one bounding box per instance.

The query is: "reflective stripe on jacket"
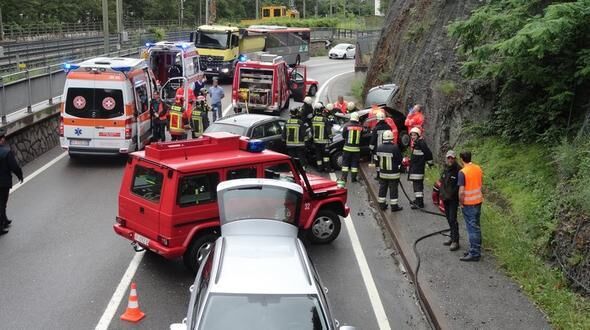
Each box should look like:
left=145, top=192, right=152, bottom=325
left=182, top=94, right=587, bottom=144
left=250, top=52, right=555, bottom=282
left=343, top=122, right=362, bottom=152
left=285, top=118, right=308, bottom=147
left=169, top=105, right=185, bottom=134
left=409, top=138, right=433, bottom=180
left=461, top=163, right=483, bottom=205
left=312, top=116, right=330, bottom=144
left=376, top=141, right=402, bottom=180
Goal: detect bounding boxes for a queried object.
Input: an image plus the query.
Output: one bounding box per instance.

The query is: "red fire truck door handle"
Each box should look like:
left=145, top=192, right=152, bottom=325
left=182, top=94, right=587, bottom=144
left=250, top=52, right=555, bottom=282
left=139, top=207, right=144, bottom=214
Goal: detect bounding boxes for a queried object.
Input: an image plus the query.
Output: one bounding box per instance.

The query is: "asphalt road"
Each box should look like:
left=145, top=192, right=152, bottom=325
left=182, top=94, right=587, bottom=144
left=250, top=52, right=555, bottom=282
left=0, top=57, right=427, bottom=329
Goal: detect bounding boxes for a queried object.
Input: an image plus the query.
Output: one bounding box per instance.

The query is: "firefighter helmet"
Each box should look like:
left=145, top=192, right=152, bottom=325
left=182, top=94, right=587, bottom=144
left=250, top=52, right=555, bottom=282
left=376, top=111, right=386, bottom=121
left=410, top=127, right=422, bottom=136
left=347, top=101, right=356, bottom=110
left=382, top=130, right=394, bottom=141
left=290, top=107, right=300, bottom=116
left=350, top=112, right=360, bottom=122
left=304, top=96, right=313, bottom=105
left=326, top=103, right=334, bottom=111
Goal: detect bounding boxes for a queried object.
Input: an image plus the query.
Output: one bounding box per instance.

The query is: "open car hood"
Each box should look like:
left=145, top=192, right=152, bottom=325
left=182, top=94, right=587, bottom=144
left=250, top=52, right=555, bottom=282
left=306, top=173, right=338, bottom=190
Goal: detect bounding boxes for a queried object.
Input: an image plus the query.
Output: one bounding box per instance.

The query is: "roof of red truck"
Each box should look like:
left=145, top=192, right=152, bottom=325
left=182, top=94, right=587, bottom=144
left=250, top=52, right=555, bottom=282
left=132, top=132, right=289, bottom=172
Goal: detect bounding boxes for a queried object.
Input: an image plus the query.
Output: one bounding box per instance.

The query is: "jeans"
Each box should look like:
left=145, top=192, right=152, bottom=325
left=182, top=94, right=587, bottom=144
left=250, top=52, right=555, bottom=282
left=462, top=204, right=482, bottom=257
left=443, top=199, right=459, bottom=242
left=211, top=102, right=222, bottom=122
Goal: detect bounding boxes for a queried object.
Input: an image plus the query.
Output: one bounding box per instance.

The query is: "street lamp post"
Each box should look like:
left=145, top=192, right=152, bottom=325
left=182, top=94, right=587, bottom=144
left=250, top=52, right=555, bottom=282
left=116, top=0, right=123, bottom=50
left=0, top=7, right=4, bottom=41
left=256, top=0, right=259, bottom=20
left=102, top=0, right=109, bottom=53
left=205, top=0, right=209, bottom=25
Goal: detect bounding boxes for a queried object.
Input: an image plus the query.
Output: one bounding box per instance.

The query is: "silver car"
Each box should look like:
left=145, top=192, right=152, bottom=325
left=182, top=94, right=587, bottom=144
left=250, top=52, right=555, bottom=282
left=171, top=179, right=356, bottom=330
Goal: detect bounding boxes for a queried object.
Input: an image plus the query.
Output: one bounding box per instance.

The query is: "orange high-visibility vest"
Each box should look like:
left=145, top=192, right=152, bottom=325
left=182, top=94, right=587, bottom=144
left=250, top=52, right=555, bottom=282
left=461, top=163, right=483, bottom=205
left=169, top=104, right=185, bottom=135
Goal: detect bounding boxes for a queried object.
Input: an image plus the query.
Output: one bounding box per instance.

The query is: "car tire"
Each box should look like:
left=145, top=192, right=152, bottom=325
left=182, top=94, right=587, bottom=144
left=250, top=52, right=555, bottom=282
left=307, top=209, right=342, bottom=244
left=400, top=131, right=411, bottom=149
left=330, top=150, right=343, bottom=170
left=308, top=85, right=317, bottom=96
left=183, top=233, right=218, bottom=274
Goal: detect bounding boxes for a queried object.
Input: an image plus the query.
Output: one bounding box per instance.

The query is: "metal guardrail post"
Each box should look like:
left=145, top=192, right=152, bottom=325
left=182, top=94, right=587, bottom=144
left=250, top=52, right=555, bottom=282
left=26, top=69, right=32, bottom=113
left=0, top=76, right=6, bottom=124
left=48, top=65, right=53, bottom=105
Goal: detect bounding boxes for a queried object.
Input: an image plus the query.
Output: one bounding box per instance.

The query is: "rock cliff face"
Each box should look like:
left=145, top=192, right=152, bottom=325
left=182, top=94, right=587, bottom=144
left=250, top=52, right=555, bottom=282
left=365, top=0, right=495, bottom=157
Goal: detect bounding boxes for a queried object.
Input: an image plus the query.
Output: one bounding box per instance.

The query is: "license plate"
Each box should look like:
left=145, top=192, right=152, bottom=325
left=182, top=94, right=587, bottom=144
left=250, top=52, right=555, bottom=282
left=134, top=233, right=150, bottom=246
left=69, top=139, right=89, bottom=146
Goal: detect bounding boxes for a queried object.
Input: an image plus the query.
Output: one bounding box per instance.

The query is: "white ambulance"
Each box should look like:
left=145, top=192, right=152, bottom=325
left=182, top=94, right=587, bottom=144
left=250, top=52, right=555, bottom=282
left=60, top=57, right=157, bottom=156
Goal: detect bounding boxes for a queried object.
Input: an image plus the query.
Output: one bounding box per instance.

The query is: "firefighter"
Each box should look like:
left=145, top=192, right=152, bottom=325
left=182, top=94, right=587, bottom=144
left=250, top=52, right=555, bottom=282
left=405, top=104, right=425, bottom=134
left=301, top=96, right=314, bottom=126
left=169, top=95, right=188, bottom=141
left=409, top=127, right=433, bottom=209
left=283, top=107, right=310, bottom=168
left=370, top=111, right=392, bottom=179
left=191, top=95, right=210, bottom=138
left=151, top=90, right=168, bottom=142
left=347, top=101, right=357, bottom=113
left=376, top=130, right=403, bottom=212
left=339, top=112, right=363, bottom=185
left=334, top=95, right=347, bottom=114
left=311, top=102, right=333, bottom=172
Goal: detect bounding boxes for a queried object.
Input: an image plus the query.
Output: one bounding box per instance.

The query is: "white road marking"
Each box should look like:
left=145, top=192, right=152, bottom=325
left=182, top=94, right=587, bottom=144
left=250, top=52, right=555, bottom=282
left=95, top=251, right=146, bottom=330
left=314, top=70, right=354, bottom=104
left=10, top=151, right=68, bottom=195
left=330, top=172, right=392, bottom=330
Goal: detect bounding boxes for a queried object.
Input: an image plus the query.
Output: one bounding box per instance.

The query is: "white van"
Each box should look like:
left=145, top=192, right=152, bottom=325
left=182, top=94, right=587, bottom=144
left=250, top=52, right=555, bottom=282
left=60, top=57, right=157, bottom=156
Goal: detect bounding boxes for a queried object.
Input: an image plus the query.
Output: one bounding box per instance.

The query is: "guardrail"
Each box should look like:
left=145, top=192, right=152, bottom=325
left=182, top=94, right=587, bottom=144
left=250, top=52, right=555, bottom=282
left=310, top=28, right=381, bottom=41
left=0, top=47, right=142, bottom=124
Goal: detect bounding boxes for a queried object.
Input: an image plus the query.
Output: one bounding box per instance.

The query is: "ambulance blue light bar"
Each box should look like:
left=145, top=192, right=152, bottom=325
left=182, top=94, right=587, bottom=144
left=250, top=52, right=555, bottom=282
left=247, top=140, right=265, bottom=153
left=176, top=44, right=189, bottom=50
left=238, top=54, right=248, bottom=62
left=111, top=66, right=132, bottom=73
left=63, top=63, right=80, bottom=71
left=145, top=42, right=154, bottom=48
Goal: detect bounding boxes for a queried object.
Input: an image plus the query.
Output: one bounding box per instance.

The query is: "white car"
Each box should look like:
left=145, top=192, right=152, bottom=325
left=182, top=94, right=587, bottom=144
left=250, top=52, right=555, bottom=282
left=329, top=43, right=356, bottom=59
left=170, top=179, right=357, bottom=330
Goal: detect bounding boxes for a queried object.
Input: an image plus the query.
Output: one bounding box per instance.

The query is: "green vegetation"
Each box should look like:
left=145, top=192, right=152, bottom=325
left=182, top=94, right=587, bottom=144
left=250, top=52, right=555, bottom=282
left=436, top=80, right=458, bottom=96
left=426, top=135, right=590, bottom=329
left=148, top=27, right=166, bottom=41
left=350, top=78, right=365, bottom=102
left=448, top=0, right=590, bottom=142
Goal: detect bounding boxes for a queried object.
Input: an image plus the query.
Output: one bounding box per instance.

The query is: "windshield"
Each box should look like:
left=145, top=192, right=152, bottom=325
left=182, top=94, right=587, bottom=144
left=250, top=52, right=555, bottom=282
left=218, top=184, right=302, bottom=225
left=65, top=87, right=124, bottom=119
left=196, top=31, right=230, bottom=49
left=205, top=123, right=247, bottom=136
left=334, top=44, right=349, bottom=49
left=199, top=294, right=328, bottom=330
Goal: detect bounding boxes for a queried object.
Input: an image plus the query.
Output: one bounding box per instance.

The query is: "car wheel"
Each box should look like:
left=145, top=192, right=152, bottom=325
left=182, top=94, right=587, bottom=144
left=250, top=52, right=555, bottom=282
left=308, top=209, right=342, bottom=244
left=400, top=131, right=411, bottom=149
left=308, top=85, right=317, bottom=96
left=342, top=54, right=347, bottom=59
left=183, top=233, right=218, bottom=274
left=330, top=150, right=343, bottom=170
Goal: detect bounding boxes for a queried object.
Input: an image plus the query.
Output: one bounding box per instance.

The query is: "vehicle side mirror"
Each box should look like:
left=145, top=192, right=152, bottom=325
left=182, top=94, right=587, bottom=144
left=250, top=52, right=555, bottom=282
left=170, top=323, right=187, bottom=330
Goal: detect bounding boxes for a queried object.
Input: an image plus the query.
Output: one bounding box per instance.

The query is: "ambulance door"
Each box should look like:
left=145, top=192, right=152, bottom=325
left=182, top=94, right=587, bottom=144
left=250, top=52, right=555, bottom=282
left=91, top=81, right=126, bottom=146
left=133, top=82, right=151, bottom=149
left=62, top=80, right=98, bottom=147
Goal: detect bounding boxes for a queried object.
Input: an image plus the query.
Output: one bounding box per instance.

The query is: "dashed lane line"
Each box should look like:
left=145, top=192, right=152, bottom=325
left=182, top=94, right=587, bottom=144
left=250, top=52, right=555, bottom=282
left=329, top=172, right=392, bottom=330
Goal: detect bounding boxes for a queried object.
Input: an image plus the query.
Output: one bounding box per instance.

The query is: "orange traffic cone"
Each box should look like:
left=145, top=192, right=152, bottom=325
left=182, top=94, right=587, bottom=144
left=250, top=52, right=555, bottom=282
left=120, top=282, right=146, bottom=323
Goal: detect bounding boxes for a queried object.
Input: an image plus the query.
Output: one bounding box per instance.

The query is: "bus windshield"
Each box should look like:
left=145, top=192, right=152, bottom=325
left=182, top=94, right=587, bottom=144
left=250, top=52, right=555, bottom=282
left=196, top=31, right=229, bottom=49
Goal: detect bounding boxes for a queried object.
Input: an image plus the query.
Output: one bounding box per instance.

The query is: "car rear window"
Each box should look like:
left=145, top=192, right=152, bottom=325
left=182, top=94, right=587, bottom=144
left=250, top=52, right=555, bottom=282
left=131, top=166, right=163, bottom=202
left=205, top=123, right=247, bottom=136
left=65, top=87, right=124, bottom=119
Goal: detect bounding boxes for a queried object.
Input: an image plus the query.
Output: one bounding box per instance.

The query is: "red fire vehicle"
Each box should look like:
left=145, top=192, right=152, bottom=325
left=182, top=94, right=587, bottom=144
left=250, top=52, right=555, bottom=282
left=114, top=132, right=349, bottom=273
left=231, top=53, right=311, bottom=114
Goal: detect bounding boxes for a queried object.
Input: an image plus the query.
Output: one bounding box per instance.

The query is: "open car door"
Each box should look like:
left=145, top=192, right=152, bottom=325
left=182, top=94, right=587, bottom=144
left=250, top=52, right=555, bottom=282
left=289, top=65, right=307, bottom=103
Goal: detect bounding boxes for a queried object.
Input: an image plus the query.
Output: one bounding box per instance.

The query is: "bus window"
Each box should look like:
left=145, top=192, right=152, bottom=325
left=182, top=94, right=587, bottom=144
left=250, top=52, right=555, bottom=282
left=263, top=8, right=271, bottom=17
left=274, top=8, right=281, bottom=17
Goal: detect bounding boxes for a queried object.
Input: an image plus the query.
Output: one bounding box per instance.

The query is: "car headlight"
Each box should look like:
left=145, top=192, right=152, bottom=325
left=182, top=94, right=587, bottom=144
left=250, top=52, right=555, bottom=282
left=221, top=68, right=229, bottom=73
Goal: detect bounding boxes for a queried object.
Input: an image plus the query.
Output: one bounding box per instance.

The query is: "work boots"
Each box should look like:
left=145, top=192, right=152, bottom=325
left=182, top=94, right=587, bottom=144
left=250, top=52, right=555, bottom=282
left=390, top=205, right=403, bottom=212
left=411, top=197, right=424, bottom=209
left=443, top=238, right=453, bottom=246
left=379, top=203, right=388, bottom=211
left=449, top=242, right=460, bottom=251
left=351, top=174, right=358, bottom=182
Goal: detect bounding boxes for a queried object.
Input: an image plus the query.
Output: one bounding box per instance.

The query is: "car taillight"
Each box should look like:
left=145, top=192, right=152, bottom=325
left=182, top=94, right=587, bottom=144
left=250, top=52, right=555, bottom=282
left=125, top=118, right=133, bottom=140
left=157, top=235, right=169, bottom=247
left=232, top=88, right=237, bottom=101
left=116, top=216, right=126, bottom=227
left=59, top=117, right=64, bottom=137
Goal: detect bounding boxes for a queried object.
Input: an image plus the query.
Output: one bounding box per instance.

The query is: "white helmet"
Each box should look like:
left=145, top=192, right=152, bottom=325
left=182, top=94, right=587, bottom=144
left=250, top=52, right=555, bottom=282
left=350, top=112, right=360, bottom=122
left=313, top=102, right=324, bottom=110
left=382, top=130, right=394, bottom=141
left=347, top=101, right=356, bottom=110
left=410, top=127, right=422, bottom=136
left=326, top=103, right=334, bottom=111
left=376, top=111, right=386, bottom=121
left=304, top=96, right=313, bottom=105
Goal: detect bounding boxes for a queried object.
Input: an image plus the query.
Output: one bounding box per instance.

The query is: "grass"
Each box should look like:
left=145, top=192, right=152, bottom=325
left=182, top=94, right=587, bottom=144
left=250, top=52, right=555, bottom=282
left=350, top=79, right=365, bottom=102
left=426, top=138, right=590, bottom=329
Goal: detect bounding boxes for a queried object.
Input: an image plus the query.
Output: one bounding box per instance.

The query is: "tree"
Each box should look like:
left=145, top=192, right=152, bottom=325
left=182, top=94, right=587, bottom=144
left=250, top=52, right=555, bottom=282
left=449, top=0, right=590, bottom=141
